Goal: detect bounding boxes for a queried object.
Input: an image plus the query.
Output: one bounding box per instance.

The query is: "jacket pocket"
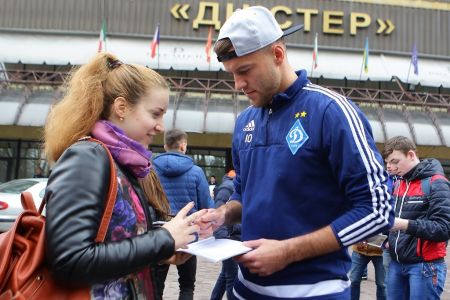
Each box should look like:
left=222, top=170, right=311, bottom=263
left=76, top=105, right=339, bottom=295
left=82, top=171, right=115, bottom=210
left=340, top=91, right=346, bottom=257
left=407, top=200, right=424, bottom=204
left=422, top=261, right=436, bottom=278
left=405, top=196, right=425, bottom=205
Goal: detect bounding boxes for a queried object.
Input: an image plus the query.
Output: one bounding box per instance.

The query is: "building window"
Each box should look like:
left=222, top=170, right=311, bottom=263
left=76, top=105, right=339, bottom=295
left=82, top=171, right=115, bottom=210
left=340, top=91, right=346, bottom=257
left=0, top=140, right=48, bottom=183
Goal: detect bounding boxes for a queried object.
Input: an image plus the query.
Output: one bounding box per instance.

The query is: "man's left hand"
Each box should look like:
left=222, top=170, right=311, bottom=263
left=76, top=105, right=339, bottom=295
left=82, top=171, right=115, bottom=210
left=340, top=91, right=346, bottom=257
left=235, top=239, right=289, bottom=276
left=390, top=217, right=409, bottom=231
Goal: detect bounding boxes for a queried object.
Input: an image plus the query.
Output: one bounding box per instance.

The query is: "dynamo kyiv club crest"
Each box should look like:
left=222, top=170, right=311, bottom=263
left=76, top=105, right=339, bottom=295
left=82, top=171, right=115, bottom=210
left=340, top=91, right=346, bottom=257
left=286, top=119, right=309, bottom=155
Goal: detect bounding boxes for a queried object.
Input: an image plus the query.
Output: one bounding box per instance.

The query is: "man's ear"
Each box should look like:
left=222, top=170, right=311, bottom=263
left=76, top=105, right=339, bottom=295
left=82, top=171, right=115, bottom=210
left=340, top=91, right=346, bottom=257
left=407, top=150, right=417, bottom=161
left=112, top=97, right=128, bottom=119
left=272, top=43, right=285, bottom=65
left=180, top=141, right=187, bottom=153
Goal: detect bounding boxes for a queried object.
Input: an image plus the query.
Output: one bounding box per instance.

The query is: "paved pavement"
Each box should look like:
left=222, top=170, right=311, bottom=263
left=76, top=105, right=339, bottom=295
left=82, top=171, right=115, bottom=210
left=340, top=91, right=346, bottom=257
left=163, top=248, right=450, bottom=300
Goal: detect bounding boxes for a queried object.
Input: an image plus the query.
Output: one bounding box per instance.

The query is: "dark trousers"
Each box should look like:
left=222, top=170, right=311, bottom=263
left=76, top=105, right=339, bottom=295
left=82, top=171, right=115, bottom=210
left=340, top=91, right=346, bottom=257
left=158, top=256, right=197, bottom=300
left=210, top=258, right=238, bottom=300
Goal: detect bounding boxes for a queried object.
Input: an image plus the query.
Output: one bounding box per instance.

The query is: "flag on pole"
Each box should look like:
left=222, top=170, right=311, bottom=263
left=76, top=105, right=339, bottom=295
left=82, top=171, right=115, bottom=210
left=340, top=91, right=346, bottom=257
left=362, top=37, right=369, bottom=73
left=205, top=26, right=213, bottom=63
left=150, top=23, right=160, bottom=59
left=411, top=43, right=419, bottom=75
left=97, top=18, right=107, bottom=53
left=312, top=33, right=318, bottom=69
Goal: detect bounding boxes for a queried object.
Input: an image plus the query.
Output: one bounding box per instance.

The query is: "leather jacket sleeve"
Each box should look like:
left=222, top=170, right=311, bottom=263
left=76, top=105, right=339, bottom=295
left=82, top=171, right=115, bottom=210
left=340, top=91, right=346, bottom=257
left=45, top=141, right=175, bottom=286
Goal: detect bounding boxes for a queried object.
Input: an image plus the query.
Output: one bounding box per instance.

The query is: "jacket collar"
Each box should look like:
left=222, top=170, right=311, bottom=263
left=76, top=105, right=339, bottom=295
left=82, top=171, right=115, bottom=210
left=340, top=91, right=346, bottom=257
left=403, top=158, right=444, bottom=180
left=268, top=70, right=309, bottom=110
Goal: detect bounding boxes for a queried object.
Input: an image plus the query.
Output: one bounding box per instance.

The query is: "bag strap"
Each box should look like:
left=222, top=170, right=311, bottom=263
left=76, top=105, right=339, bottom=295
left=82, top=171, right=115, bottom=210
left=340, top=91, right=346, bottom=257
left=420, top=177, right=431, bottom=195
left=88, top=137, right=118, bottom=243
left=37, top=137, right=118, bottom=243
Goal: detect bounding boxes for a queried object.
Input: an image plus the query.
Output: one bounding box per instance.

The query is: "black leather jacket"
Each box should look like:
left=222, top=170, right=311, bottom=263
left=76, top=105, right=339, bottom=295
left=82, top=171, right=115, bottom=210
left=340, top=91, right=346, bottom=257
left=45, top=141, right=175, bottom=289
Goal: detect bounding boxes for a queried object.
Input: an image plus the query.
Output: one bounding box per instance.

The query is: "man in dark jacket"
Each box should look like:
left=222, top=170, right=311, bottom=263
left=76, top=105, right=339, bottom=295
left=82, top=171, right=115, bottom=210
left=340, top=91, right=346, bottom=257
left=154, top=128, right=213, bottom=300
left=383, top=136, right=450, bottom=300
left=210, top=170, right=241, bottom=300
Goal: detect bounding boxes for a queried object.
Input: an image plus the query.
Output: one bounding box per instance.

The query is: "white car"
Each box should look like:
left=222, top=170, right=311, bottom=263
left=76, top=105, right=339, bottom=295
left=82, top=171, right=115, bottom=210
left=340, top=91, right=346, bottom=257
left=0, top=178, right=48, bottom=232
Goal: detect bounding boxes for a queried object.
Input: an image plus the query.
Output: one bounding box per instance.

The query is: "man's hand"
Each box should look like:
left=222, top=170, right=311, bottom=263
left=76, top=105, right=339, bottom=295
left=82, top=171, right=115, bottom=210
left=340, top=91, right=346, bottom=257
left=390, top=217, right=409, bottom=231
left=189, top=208, right=214, bottom=239
left=235, top=239, right=290, bottom=276
left=197, top=207, right=226, bottom=234
left=235, top=226, right=341, bottom=276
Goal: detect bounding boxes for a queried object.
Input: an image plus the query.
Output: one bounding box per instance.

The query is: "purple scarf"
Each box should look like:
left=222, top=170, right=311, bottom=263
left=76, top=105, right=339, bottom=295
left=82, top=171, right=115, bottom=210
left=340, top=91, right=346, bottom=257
left=91, top=120, right=152, bottom=178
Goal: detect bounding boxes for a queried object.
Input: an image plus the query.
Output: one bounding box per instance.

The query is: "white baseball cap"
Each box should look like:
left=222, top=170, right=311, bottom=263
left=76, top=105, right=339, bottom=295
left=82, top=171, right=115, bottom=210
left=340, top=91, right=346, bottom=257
left=216, top=6, right=303, bottom=62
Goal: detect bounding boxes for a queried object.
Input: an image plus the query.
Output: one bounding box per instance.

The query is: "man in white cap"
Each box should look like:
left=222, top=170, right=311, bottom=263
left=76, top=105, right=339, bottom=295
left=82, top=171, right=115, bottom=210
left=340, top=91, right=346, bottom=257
left=200, top=6, right=394, bottom=300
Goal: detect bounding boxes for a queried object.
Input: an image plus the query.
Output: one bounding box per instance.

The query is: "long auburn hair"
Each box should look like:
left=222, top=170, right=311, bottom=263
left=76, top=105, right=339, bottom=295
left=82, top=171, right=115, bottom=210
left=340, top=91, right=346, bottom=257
left=44, top=53, right=170, bottom=219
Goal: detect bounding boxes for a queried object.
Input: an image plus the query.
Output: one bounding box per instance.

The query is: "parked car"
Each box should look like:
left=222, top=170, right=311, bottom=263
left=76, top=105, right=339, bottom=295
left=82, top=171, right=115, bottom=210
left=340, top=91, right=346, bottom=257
left=0, top=178, right=47, bottom=232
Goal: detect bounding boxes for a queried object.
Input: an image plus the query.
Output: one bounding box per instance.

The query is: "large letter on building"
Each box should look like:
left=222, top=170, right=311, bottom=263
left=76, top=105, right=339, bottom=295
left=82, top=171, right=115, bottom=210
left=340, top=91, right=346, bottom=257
left=350, top=12, right=371, bottom=35
left=297, top=8, right=319, bottom=32
left=323, top=10, right=344, bottom=35
left=193, top=2, right=221, bottom=30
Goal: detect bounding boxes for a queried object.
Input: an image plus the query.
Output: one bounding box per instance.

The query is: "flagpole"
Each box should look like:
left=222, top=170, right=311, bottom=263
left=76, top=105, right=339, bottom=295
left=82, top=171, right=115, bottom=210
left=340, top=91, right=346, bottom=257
left=406, top=61, right=412, bottom=84
left=157, top=25, right=160, bottom=70
left=208, top=30, right=211, bottom=72
left=359, top=60, right=364, bottom=81
left=360, top=38, right=366, bottom=81
left=150, top=23, right=160, bottom=70
left=311, top=32, right=318, bottom=79
left=205, top=26, right=213, bottom=72
left=407, top=42, right=418, bottom=84
left=103, top=0, right=106, bottom=52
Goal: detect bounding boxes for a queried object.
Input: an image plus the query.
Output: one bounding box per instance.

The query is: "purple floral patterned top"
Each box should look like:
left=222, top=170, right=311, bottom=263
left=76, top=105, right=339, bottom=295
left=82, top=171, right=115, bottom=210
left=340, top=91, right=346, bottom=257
left=91, top=166, right=155, bottom=299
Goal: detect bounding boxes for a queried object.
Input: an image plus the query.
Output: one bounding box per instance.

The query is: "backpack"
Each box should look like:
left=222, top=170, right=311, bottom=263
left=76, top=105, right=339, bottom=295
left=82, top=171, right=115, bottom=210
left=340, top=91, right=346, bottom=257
left=0, top=138, right=117, bottom=300
left=393, top=175, right=446, bottom=196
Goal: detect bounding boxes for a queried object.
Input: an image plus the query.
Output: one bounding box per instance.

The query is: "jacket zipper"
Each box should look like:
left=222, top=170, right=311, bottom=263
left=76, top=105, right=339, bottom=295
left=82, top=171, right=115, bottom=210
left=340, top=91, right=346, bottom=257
left=266, top=107, right=272, bottom=145
left=394, top=180, right=410, bottom=262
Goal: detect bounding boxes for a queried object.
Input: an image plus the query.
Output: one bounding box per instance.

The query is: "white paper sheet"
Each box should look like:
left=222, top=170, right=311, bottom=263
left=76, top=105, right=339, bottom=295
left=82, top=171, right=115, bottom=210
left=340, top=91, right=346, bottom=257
left=177, top=237, right=252, bottom=263
left=366, top=234, right=388, bottom=248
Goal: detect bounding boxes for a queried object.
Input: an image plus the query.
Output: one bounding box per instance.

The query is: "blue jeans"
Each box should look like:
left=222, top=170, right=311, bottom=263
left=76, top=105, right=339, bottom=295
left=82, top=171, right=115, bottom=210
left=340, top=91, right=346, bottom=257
left=210, top=258, right=238, bottom=300
left=382, top=249, right=391, bottom=287
left=387, top=259, right=447, bottom=300
left=350, top=252, right=386, bottom=300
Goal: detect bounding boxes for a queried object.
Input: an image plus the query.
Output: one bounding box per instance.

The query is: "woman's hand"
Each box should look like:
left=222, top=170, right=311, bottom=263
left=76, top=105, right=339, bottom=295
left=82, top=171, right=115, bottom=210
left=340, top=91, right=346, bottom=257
left=162, top=202, right=206, bottom=249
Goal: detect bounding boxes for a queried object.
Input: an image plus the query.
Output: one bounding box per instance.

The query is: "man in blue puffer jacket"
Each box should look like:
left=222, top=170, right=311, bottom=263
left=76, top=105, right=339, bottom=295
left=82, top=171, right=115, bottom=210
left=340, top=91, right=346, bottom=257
left=153, top=128, right=213, bottom=300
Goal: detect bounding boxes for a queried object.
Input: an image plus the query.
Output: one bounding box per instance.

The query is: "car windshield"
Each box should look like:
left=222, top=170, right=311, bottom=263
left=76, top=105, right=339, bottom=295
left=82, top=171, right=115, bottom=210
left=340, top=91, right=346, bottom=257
left=0, top=180, right=38, bottom=194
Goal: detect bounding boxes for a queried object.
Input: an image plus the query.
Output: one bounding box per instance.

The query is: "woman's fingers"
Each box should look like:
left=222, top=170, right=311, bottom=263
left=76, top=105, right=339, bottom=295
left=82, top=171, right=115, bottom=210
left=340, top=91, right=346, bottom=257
left=176, top=202, right=195, bottom=219
left=189, top=209, right=207, bottom=221
left=162, top=203, right=211, bottom=249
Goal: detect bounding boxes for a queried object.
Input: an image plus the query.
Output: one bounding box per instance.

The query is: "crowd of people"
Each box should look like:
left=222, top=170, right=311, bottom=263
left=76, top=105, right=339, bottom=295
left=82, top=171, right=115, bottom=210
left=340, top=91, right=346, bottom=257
left=35, top=5, right=449, bottom=300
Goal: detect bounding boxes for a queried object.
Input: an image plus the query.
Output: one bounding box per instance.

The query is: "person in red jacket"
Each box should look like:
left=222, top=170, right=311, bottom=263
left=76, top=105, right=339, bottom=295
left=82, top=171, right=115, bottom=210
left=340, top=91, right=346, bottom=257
left=383, top=136, right=450, bottom=300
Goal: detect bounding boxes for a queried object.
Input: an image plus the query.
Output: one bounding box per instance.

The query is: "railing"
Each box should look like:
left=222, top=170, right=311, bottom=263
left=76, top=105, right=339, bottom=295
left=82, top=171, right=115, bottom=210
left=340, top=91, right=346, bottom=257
left=1, top=69, right=449, bottom=109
